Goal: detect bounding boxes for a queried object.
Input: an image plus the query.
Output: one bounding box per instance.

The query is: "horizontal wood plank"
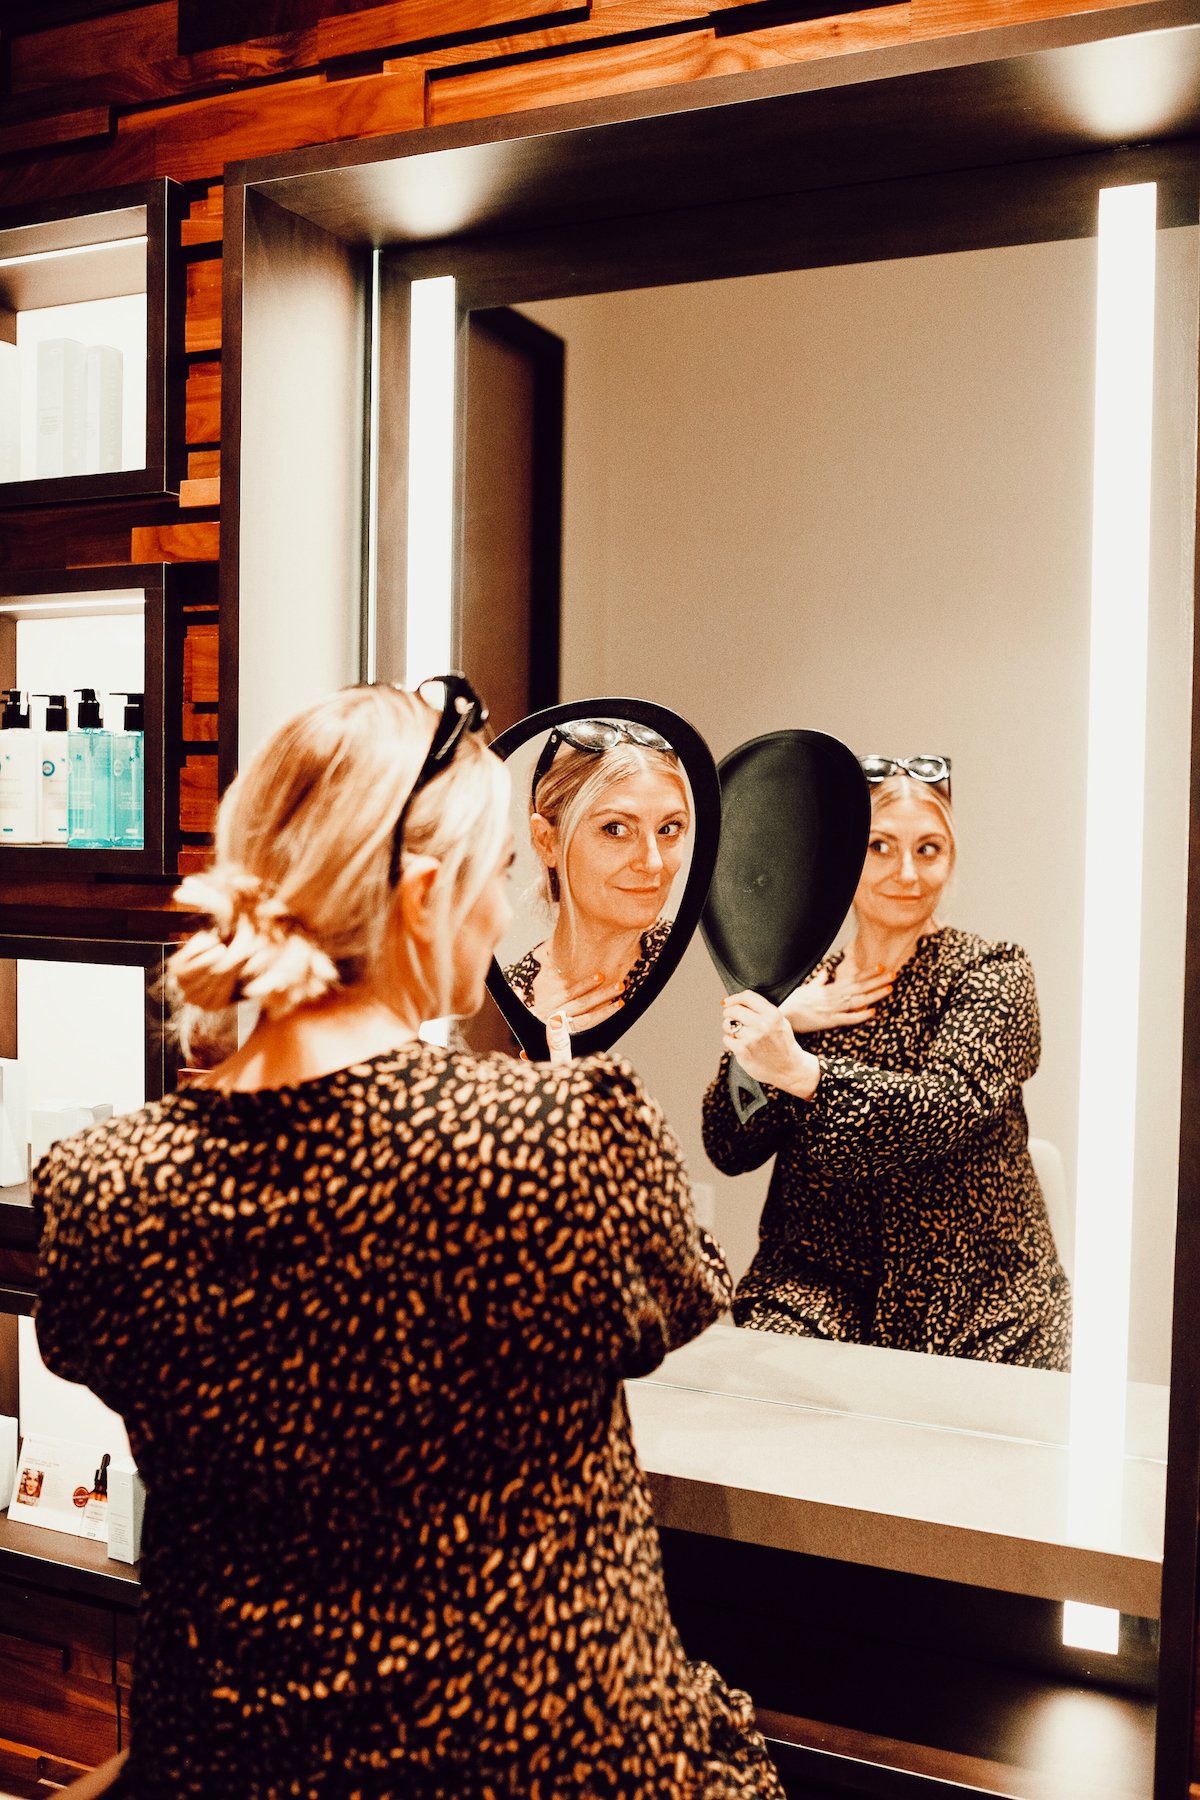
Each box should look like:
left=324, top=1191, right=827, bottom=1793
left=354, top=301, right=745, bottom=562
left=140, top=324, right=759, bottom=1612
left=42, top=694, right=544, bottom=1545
left=185, top=360, right=221, bottom=444
left=179, top=476, right=220, bottom=507
left=187, top=448, right=220, bottom=479
left=397, top=0, right=748, bottom=81
left=176, top=847, right=213, bottom=876
left=0, top=104, right=112, bottom=158
left=180, top=756, right=219, bottom=834
left=185, top=256, right=222, bottom=353
left=129, top=66, right=426, bottom=184
left=425, top=10, right=912, bottom=125
left=0, top=502, right=179, bottom=571
left=910, top=0, right=1156, bottom=32
left=7, top=0, right=586, bottom=107
left=428, top=27, right=718, bottom=122
left=181, top=208, right=224, bottom=246
left=10, top=3, right=297, bottom=106
left=184, top=622, right=220, bottom=705
left=130, top=521, right=219, bottom=560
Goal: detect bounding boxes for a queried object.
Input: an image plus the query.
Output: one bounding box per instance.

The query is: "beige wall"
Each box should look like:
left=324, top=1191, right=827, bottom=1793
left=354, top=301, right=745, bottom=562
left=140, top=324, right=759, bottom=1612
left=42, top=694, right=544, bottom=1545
left=523, top=224, right=1197, bottom=1385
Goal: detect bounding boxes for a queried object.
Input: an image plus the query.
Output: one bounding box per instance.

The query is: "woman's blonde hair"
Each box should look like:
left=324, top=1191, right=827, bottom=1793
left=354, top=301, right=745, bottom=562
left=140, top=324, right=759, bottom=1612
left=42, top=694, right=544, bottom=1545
left=530, top=741, right=689, bottom=947
left=869, top=774, right=957, bottom=864
left=168, top=684, right=509, bottom=1056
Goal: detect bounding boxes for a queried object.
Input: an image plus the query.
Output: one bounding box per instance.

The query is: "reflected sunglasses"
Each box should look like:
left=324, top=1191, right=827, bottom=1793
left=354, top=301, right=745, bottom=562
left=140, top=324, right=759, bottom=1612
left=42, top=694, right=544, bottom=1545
left=530, top=719, right=672, bottom=805
left=860, top=754, right=952, bottom=799
left=388, top=673, right=489, bottom=886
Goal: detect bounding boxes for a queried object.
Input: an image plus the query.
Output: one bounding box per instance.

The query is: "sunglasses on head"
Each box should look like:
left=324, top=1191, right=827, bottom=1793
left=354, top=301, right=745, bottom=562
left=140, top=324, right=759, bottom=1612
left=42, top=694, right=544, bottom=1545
left=388, top=673, right=489, bottom=886
left=860, top=754, right=952, bottom=798
left=530, top=719, right=672, bottom=806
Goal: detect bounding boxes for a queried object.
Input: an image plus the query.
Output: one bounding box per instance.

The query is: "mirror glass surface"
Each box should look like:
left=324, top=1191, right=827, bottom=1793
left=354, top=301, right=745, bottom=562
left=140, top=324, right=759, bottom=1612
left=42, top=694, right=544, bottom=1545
left=510, top=221, right=1198, bottom=1390
left=497, top=720, right=697, bottom=1034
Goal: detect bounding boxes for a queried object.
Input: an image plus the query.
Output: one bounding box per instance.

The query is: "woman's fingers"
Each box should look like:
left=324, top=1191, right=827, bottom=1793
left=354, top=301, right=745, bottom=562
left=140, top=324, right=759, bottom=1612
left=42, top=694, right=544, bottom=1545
left=562, top=978, right=627, bottom=1028
left=558, top=970, right=613, bottom=1005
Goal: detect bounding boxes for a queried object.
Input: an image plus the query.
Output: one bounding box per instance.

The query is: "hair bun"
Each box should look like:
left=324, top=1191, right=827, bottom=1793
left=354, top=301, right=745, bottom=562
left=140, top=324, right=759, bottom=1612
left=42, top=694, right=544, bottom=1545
left=170, top=868, right=339, bottom=1019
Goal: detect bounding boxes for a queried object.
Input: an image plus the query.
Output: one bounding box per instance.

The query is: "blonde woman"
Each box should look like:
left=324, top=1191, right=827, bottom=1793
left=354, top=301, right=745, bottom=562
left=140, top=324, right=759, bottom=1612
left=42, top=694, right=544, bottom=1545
left=33, top=678, right=784, bottom=1800
left=704, top=755, right=1071, bottom=1369
left=505, top=720, right=692, bottom=1032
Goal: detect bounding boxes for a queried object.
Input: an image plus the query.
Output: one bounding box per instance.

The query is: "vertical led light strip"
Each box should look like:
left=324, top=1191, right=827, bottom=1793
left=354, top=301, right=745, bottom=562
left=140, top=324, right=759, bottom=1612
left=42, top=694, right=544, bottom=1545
left=362, top=249, right=382, bottom=685
left=1064, top=183, right=1157, bottom=1657
left=406, top=277, right=458, bottom=1045
left=405, top=276, right=457, bottom=688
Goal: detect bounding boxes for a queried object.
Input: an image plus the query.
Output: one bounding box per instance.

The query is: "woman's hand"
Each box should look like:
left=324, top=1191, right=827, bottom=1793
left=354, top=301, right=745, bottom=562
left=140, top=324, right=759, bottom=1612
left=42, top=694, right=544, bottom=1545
left=722, top=992, right=821, bottom=1100
left=532, top=968, right=626, bottom=1032
left=780, top=962, right=893, bottom=1034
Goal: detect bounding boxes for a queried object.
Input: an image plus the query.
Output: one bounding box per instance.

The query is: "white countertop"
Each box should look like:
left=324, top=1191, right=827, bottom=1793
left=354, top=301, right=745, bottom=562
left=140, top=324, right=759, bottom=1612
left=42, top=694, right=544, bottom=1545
left=626, top=1324, right=1166, bottom=1616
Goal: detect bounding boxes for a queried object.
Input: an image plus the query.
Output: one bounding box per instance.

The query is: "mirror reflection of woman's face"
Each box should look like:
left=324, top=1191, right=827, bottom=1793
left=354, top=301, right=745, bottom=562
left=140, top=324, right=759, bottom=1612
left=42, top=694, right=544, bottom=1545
left=561, top=769, right=690, bottom=936
left=853, top=788, right=953, bottom=935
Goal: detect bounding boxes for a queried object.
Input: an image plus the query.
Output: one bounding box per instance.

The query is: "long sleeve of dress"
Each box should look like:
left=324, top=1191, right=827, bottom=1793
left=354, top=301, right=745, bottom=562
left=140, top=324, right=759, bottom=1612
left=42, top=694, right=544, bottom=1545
left=802, top=947, right=1040, bottom=1178
left=701, top=1057, right=796, bottom=1174
left=493, top=1055, right=732, bottom=1379
left=34, top=1133, right=126, bottom=1406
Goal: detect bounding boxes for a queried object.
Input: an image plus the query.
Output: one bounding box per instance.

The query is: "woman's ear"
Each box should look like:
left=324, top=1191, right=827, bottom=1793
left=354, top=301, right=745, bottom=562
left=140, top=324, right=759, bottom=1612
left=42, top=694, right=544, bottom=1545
left=394, top=853, right=440, bottom=948
left=529, top=812, right=557, bottom=872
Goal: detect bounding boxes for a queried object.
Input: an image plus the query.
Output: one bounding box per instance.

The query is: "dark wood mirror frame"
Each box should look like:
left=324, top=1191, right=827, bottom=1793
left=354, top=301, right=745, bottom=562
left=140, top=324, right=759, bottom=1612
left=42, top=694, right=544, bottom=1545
left=219, top=9, right=1200, bottom=1790
left=484, top=696, right=721, bottom=1060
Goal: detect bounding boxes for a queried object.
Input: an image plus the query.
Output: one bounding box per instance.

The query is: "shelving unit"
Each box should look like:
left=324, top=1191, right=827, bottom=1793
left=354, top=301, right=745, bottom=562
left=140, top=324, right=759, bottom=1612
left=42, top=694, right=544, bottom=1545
left=0, top=180, right=184, bottom=510
left=0, top=561, right=217, bottom=878
left=0, top=935, right=158, bottom=1774
left=0, top=934, right=170, bottom=1306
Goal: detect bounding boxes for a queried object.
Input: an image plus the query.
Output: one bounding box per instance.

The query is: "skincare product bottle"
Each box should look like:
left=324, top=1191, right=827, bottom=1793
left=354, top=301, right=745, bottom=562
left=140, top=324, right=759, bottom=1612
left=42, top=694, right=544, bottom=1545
left=0, top=690, right=39, bottom=844
left=67, top=688, right=114, bottom=849
left=34, top=693, right=69, bottom=845
left=111, top=691, right=144, bottom=849
left=81, top=1451, right=111, bottom=1542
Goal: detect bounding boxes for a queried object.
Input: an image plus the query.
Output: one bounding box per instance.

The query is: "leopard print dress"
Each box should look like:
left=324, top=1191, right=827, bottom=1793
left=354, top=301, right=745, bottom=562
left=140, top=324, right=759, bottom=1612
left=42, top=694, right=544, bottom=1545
left=34, top=1046, right=785, bottom=1799
left=504, top=920, right=672, bottom=1013
left=703, top=928, right=1071, bottom=1368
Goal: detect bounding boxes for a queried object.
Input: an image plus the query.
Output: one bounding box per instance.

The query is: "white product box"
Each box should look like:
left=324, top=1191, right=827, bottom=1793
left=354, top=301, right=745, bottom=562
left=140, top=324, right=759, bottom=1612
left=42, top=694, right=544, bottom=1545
left=29, top=1100, right=112, bottom=1172
left=0, top=341, right=19, bottom=482
left=106, top=1455, right=144, bottom=1563
left=83, top=344, right=123, bottom=474
left=0, top=1415, right=16, bottom=1509
left=0, top=1060, right=26, bottom=1189
left=36, top=338, right=86, bottom=479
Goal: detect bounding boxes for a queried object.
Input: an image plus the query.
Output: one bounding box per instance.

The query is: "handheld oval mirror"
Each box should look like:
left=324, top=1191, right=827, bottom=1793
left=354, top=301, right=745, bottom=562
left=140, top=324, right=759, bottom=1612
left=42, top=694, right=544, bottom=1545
left=700, top=729, right=871, bottom=1117
left=485, top=699, right=721, bottom=1060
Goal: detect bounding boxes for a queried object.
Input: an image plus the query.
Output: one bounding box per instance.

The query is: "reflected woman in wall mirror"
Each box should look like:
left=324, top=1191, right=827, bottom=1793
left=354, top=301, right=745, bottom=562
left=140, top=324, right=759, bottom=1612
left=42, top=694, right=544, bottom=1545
left=704, top=755, right=1072, bottom=1369
left=503, top=719, right=692, bottom=1032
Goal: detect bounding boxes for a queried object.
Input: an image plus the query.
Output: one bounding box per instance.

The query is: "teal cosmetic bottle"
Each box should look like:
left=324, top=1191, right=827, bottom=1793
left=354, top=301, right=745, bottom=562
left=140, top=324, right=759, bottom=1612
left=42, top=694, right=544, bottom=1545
left=67, top=688, right=114, bottom=849
left=111, top=691, right=144, bottom=850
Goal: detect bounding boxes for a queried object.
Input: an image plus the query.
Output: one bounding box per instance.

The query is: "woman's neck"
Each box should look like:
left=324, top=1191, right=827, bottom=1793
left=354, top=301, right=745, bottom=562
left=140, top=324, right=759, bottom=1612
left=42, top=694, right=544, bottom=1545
left=197, top=986, right=422, bottom=1093
left=544, top=915, right=646, bottom=983
left=850, top=917, right=941, bottom=975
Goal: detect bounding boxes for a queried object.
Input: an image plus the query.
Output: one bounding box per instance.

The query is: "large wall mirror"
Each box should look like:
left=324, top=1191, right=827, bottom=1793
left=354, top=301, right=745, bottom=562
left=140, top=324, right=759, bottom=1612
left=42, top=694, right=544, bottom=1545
left=496, top=229, right=1197, bottom=1395
left=222, top=41, right=1200, bottom=1783
left=358, top=157, right=1200, bottom=1585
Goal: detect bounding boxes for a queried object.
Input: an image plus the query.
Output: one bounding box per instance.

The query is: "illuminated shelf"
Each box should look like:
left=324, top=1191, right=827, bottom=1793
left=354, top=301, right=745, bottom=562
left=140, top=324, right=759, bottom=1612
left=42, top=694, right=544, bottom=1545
left=0, top=180, right=184, bottom=510
left=0, top=563, right=212, bottom=878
